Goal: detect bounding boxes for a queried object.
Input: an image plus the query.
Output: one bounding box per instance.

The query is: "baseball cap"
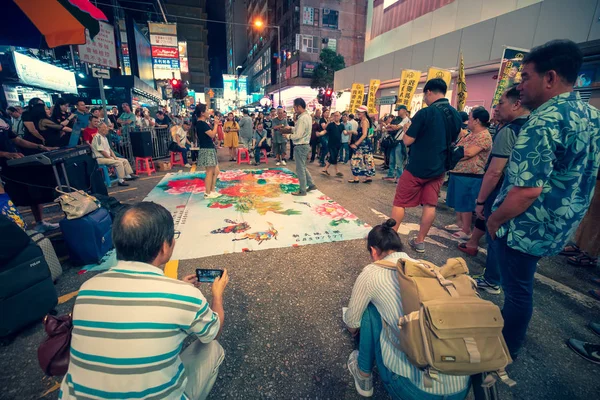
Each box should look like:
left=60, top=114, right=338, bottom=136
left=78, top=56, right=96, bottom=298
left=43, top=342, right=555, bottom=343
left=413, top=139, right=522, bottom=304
left=395, top=105, right=407, bottom=111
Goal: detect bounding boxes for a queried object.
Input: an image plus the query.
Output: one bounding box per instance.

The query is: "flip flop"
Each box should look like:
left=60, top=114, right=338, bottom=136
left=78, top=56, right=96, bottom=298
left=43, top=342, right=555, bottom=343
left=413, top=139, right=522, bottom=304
left=348, top=180, right=359, bottom=184
left=458, top=243, right=478, bottom=256
left=444, top=224, right=462, bottom=232
left=452, top=231, right=472, bottom=240
left=567, top=252, right=598, bottom=267
left=362, top=179, right=372, bottom=183
left=336, top=172, right=344, bottom=177
left=321, top=170, right=330, bottom=176
left=560, top=244, right=581, bottom=256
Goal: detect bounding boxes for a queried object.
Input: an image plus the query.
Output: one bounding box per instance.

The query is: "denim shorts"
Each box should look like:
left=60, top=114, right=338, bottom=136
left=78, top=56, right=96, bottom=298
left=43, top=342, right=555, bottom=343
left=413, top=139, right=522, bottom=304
left=446, top=174, right=483, bottom=213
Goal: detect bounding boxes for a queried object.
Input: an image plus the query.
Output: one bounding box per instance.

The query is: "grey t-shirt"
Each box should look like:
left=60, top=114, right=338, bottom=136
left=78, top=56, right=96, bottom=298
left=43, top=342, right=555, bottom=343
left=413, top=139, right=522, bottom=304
left=271, top=117, right=288, bottom=144
left=239, top=116, right=253, bottom=140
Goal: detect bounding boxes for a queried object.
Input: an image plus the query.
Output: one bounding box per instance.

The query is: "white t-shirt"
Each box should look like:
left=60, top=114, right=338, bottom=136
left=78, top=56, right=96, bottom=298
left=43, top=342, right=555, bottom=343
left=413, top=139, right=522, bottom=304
left=172, top=127, right=187, bottom=147
left=394, top=117, right=411, bottom=141
left=92, top=134, right=111, bottom=158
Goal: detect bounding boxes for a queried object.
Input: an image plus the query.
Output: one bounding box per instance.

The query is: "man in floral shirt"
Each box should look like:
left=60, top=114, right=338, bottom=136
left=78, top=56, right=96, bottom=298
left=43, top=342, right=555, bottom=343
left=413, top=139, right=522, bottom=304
left=488, top=40, right=600, bottom=358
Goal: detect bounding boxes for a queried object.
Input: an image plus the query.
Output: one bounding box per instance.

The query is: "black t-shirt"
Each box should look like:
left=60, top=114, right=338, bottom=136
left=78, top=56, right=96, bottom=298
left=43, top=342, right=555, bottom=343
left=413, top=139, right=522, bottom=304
left=404, top=99, right=461, bottom=179
left=0, top=119, right=18, bottom=166
left=326, top=122, right=343, bottom=147
left=156, top=115, right=172, bottom=126
left=196, top=120, right=214, bottom=149
left=21, top=109, right=35, bottom=142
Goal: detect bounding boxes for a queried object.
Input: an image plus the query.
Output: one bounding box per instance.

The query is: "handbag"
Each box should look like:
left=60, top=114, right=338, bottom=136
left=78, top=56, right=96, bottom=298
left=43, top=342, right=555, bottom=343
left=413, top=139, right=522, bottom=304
left=54, top=186, right=100, bottom=220
left=38, top=314, right=72, bottom=376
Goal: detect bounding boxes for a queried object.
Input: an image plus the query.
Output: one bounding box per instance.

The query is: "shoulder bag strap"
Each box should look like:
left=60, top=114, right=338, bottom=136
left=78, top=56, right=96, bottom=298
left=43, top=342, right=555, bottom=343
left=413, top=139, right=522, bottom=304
left=373, top=260, right=398, bottom=269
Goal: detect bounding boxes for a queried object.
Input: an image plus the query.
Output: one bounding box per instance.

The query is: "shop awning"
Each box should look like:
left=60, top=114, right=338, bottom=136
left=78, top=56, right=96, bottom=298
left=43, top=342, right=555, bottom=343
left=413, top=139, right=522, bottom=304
left=1, top=0, right=108, bottom=49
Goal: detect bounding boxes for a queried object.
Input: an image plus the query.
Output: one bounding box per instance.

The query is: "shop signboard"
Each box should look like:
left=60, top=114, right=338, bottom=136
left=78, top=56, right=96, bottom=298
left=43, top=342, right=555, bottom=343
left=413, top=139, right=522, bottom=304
left=238, top=76, right=248, bottom=100
left=150, top=34, right=178, bottom=47
left=148, top=22, right=177, bottom=36
left=286, top=65, right=291, bottom=80
left=3, top=85, right=20, bottom=107
left=153, top=58, right=180, bottom=70
left=13, top=52, right=77, bottom=93
left=291, top=61, right=299, bottom=78
left=178, top=41, right=189, bottom=73
left=348, top=83, right=365, bottom=113
left=367, top=79, right=380, bottom=114
left=78, top=22, right=118, bottom=68
left=396, top=69, right=421, bottom=110
left=301, top=61, right=317, bottom=78
left=152, top=46, right=179, bottom=59
left=491, top=46, right=529, bottom=107
left=223, top=74, right=237, bottom=100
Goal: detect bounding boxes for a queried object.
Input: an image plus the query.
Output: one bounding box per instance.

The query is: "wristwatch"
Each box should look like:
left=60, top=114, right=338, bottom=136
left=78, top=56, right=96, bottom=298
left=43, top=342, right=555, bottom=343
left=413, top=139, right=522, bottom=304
left=476, top=200, right=485, bottom=206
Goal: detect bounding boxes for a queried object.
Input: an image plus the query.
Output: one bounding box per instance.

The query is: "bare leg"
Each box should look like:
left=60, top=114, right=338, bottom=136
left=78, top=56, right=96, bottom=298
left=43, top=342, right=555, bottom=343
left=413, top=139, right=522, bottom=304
left=205, top=168, right=214, bottom=194
left=31, top=204, right=43, bottom=223
left=391, top=206, right=406, bottom=231
left=465, top=226, right=485, bottom=249
left=460, top=212, right=473, bottom=235
left=212, top=165, right=220, bottom=193
left=416, top=205, right=437, bottom=243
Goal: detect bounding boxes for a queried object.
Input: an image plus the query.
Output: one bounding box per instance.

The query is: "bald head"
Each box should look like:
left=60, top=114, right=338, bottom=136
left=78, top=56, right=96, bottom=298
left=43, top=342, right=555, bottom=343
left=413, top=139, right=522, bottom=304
left=112, top=202, right=175, bottom=264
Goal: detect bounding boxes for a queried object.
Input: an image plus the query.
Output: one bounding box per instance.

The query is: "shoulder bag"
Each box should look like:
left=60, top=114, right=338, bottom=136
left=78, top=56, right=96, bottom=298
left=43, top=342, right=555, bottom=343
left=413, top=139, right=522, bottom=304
left=38, top=314, right=72, bottom=376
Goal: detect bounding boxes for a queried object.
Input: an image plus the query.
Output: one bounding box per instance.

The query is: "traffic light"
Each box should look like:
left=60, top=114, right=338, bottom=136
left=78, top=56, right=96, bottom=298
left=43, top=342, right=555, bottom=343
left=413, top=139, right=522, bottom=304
left=324, top=88, right=332, bottom=107
left=317, top=88, right=324, bottom=105
left=170, top=79, right=187, bottom=99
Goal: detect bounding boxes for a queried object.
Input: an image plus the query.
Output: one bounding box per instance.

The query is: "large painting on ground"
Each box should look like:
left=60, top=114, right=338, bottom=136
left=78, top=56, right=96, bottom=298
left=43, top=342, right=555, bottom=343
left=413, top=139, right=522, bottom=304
left=143, top=168, right=372, bottom=260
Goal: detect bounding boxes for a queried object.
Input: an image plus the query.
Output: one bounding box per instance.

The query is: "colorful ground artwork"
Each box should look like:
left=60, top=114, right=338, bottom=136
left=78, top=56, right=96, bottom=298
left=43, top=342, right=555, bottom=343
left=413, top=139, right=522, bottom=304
left=142, top=168, right=372, bottom=260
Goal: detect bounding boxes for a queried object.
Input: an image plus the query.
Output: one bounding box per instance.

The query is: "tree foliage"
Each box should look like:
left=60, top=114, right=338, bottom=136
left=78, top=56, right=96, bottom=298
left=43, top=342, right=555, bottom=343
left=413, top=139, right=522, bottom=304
left=310, top=48, right=345, bottom=89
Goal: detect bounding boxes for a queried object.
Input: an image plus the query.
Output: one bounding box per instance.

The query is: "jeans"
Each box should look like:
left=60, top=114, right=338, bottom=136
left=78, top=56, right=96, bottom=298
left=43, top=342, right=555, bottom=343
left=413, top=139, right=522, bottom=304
left=339, top=142, right=350, bottom=163
left=358, top=304, right=469, bottom=400
left=173, top=144, right=189, bottom=165
left=495, top=235, right=541, bottom=358
left=289, top=140, right=294, bottom=160
left=483, top=186, right=501, bottom=285
left=386, top=144, right=404, bottom=179
left=293, top=144, right=314, bottom=193
left=181, top=340, right=225, bottom=400
left=318, top=137, right=329, bottom=165
left=310, top=141, right=318, bottom=161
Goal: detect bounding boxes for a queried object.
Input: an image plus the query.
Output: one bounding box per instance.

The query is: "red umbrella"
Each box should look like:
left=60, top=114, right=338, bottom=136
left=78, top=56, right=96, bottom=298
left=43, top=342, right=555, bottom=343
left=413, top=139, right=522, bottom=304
left=2, top=0, right=108, bottom=49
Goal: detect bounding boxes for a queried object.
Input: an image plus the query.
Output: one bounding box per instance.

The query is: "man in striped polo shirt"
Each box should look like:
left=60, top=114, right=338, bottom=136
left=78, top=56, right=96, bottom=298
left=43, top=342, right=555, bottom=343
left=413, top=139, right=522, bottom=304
left=59, top=202, right=229, bottom=400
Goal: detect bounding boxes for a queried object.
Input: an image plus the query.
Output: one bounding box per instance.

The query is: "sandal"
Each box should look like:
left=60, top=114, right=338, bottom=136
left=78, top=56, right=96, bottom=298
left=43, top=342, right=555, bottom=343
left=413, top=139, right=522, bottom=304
left=336, top=172, right=344, bottom=177
left=321, top=170, right=330, bottom=176
left=362, top=179, right=372, bottom=183
left=348, top=179, right=359, bottom=184
left=567, top=252, right=598, bottom=267
left=457, top=243, right=478, bottom=256
left=452, top=231, right=472, bottom=240
left=444, top=224, right=462, bottom=232
left=560, top=244, right=581, bottom=256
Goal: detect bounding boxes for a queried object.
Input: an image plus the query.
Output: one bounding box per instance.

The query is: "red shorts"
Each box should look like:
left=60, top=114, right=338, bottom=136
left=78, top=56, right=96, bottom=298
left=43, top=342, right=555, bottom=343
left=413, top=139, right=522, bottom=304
left=393, top=170, right=444, bottom=208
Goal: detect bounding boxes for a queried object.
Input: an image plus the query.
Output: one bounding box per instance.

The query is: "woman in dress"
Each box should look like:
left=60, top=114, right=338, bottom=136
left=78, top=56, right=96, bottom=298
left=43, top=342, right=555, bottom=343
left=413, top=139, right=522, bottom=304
left=194, top=104, right=221, bottom=199
left=346, top=105, right=376, bottom=183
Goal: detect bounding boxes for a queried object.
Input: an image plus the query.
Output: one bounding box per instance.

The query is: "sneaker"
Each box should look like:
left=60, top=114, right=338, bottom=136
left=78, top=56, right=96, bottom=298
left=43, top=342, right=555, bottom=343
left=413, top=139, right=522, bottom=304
left=34, top=221, right=59, bottom=233
left=282, top=160, right=287, bottom=166
left=204, top=192, right=222, bottom=199
left=118, top=181, right=129, bottom=187
left=307, top=184, right=317, bottom=192
left=475, top=277, right=501, bottom=294
left=347, top=350, right=373, bottom=397
left=125, top=174, right=139, bottom=181
left=589, top=322, right=600, bottom=337
left=184, top=163, right=192, bottom=168
left=276, top=161, right=281, bottom=166
left=408, top=238, right=425, bottom=253
left=566, top=339, right=600, bottom=365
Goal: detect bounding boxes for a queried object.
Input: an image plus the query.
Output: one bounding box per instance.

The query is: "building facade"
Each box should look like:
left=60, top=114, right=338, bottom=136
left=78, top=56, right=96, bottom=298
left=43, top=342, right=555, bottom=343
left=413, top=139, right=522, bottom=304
left=238, top=0, right=368, bottom=109
left=226, top=0, right=249, bottom=74
left=335, top=0, right=600, bottom=115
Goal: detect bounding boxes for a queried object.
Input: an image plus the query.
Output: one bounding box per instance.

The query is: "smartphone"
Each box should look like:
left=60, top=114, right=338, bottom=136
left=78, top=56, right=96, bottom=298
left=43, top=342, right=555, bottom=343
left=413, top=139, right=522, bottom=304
left=196, top=268, right=223, bottom=283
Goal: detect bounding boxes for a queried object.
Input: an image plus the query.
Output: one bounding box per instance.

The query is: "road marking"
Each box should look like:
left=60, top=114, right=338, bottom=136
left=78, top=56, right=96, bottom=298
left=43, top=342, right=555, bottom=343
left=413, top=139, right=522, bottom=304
left=39, top=381, right=60, bottom=398
left=370, top=208, right=599, bottom=309
left=58, top=290, right=79, bottom=304
left=190, top=164, right=197, bottom=173
left=164, top=259, right=179, bottom=279
left=109, top=187, right=138, bottom=195
left=139, top=175, right=165, bottom=181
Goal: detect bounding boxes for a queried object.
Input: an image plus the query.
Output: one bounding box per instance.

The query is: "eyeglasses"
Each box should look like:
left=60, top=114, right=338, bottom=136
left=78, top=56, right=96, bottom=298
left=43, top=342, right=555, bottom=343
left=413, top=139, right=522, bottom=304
left=174, top=230, right=181, bottom=240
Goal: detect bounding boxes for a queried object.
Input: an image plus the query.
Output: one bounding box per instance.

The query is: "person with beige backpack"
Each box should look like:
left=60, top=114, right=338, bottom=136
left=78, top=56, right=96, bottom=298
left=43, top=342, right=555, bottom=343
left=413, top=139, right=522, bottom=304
left=344, top=219, right=513, bottom=399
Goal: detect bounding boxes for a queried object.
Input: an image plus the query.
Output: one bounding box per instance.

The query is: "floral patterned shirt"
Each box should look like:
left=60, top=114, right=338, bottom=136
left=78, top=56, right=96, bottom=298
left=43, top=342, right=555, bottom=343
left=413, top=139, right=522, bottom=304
left=450, top=129, right=492, bottom=175
left=493, top=91, right=600, bottom=257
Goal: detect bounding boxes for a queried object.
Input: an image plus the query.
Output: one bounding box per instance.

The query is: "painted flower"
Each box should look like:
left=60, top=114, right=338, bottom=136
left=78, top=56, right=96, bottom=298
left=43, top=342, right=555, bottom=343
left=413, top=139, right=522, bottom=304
left=257, top=170, right=299, bottom=184
left=313, top=202, right=357, bottom=220
left=219, top=170, right=249, bottom=181
left=318, top=195, right=332, bottom=201
left=165, top=178, right=206, bottom=195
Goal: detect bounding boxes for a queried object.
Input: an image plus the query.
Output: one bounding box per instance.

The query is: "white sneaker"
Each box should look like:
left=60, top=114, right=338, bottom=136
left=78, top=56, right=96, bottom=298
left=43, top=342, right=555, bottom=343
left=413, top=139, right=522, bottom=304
left=347, top=350, right=373, bottom=397
left=184, top=163, right=192, bottom=168
left=34, top=221, right=59, bottom=233
left=282, top=160, right=287, bottom=166
left=276, top=161, right=281, bottom=166
left=204, top=192, right=222, bottom=199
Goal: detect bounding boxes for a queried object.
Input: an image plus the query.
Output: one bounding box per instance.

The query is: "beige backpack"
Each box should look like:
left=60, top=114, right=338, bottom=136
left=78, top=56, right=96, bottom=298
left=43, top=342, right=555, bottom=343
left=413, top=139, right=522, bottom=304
left=375, top=257, right=515, bottom=388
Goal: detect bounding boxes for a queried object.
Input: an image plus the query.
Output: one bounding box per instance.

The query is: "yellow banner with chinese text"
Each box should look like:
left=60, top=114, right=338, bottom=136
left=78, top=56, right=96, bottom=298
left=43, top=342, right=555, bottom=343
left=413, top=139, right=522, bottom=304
left=426, top=67, right=452, bottom=88
left=396, top=69, right=421, bottom=110
left=367, top=79, right=380, bottom=114
left=348, top=83, right=364, bottom=113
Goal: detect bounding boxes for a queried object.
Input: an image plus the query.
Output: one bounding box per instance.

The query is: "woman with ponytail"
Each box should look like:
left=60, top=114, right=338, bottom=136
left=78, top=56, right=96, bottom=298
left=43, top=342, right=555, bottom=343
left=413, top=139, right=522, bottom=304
left=344, top=219, right=470, bottom=399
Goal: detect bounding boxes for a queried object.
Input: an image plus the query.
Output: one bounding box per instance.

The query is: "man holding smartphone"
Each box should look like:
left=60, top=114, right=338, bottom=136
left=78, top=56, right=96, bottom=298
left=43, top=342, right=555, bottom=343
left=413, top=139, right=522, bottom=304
left=58, top=202, right=229, bottom=400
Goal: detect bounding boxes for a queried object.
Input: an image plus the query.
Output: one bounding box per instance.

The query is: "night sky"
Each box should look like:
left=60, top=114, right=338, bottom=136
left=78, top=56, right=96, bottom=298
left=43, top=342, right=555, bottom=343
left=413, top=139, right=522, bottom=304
left=206, top=2, right=227, bottom=89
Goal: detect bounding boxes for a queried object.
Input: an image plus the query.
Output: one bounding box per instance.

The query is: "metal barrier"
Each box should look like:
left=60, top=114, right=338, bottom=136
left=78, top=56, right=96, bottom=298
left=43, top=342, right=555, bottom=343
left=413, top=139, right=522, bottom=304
left=109, top=126, right=171, bottom=164
left=151, top=127, right=170, bottom=160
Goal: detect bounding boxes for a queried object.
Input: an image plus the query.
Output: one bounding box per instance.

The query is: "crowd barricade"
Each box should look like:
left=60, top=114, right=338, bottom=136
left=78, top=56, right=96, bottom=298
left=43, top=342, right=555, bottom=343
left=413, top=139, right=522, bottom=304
left=109, top=126, right=171, bottom=164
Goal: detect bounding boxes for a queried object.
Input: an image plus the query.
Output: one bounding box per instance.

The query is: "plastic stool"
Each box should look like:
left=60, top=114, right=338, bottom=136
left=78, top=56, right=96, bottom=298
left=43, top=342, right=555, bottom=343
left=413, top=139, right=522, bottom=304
left=170, top=151, right=185, bottom=167
left=99, top=165, right=119, bottom=187
left=237, top=148, right=250, bottom=164
left=135, top=157, right=156, bottom=176
left=260, top=149, right=268, bottom=164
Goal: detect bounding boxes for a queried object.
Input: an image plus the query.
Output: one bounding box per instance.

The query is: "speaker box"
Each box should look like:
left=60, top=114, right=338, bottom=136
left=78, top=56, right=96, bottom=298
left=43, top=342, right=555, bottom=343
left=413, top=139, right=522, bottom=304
left=130, top=130, right=153, bottom=158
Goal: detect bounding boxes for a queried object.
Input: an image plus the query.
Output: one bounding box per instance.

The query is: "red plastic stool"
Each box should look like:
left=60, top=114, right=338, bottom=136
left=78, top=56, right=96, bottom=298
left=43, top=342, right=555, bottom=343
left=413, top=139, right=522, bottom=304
left=237, top=148, right=250, bottom=164
left=170, top=151, right=185, bottom=167
left=260, top=149, right=268, bottom=164
left=135, top=157, right=156, bottom=176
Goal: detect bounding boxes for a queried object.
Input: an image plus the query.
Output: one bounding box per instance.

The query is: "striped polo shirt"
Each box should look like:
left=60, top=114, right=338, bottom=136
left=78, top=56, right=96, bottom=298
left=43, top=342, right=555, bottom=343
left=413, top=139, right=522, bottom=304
left=59, top=261, right=220, bottom=400
left=344, top=252, right=470, bottom=395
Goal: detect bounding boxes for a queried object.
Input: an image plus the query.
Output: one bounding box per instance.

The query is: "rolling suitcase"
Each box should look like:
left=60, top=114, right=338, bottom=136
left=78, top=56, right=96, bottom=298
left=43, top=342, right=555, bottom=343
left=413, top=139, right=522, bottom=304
left=0, top=240, right=58, bottom=338
left=60, top=207, right=113, bottom=265
left=28, top=231, right=63, bottom=282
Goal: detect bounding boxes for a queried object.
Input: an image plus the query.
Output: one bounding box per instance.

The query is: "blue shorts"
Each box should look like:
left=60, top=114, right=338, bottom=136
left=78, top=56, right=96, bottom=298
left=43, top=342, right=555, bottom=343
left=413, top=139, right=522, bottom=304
left=446, top=174, right=483, bottom=213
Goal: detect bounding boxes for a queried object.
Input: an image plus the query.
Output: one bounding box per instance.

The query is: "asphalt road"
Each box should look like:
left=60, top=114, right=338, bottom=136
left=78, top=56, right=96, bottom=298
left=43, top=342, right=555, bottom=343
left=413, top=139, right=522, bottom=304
left=1, top=149, right=599, bottom=400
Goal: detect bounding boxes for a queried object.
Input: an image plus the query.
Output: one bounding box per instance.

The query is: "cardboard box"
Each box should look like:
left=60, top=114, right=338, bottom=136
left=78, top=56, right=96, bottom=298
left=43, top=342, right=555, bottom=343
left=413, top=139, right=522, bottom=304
left=156, top=161, right=172, bottom=171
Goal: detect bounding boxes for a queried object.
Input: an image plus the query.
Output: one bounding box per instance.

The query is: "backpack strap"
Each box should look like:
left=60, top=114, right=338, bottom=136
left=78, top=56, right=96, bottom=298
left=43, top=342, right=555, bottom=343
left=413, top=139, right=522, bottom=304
left=373, top=260, right=398, bottom=269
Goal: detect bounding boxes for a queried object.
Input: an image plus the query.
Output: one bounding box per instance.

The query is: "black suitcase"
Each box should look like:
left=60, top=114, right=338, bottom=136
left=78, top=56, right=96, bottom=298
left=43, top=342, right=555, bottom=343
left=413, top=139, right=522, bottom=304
left=0, top=241, right=58, bottom=338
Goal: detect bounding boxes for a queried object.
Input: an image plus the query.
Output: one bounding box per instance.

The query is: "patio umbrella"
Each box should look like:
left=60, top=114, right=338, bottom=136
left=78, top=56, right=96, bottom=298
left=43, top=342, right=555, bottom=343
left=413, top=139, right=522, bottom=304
left=1, top=0, right=108, bottom=49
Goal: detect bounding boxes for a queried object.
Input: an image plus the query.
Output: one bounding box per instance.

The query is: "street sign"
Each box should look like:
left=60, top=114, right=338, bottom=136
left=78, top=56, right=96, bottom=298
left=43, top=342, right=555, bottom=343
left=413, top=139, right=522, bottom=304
left=208, top=89, right=214, bottom=98
left=92, top=67, right=110, bottom=79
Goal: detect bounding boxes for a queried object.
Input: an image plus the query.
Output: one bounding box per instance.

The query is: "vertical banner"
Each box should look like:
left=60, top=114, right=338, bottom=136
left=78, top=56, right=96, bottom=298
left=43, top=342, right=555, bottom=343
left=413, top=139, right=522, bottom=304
left=456, top=53, right=467, bottom=112
left=367, top=79, right=380, bottom=114
left=491, top=47, right=529, bottom=108
left=348, top=83, right=365, bottom=113
left=426, top=67, right=452, bottom=88
left=396, top=69, right=421, bottom=110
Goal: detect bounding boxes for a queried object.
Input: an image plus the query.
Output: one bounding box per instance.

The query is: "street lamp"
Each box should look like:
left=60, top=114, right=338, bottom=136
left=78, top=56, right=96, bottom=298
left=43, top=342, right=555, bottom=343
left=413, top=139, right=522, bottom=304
left=253, top=19, right=282, bottom=107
